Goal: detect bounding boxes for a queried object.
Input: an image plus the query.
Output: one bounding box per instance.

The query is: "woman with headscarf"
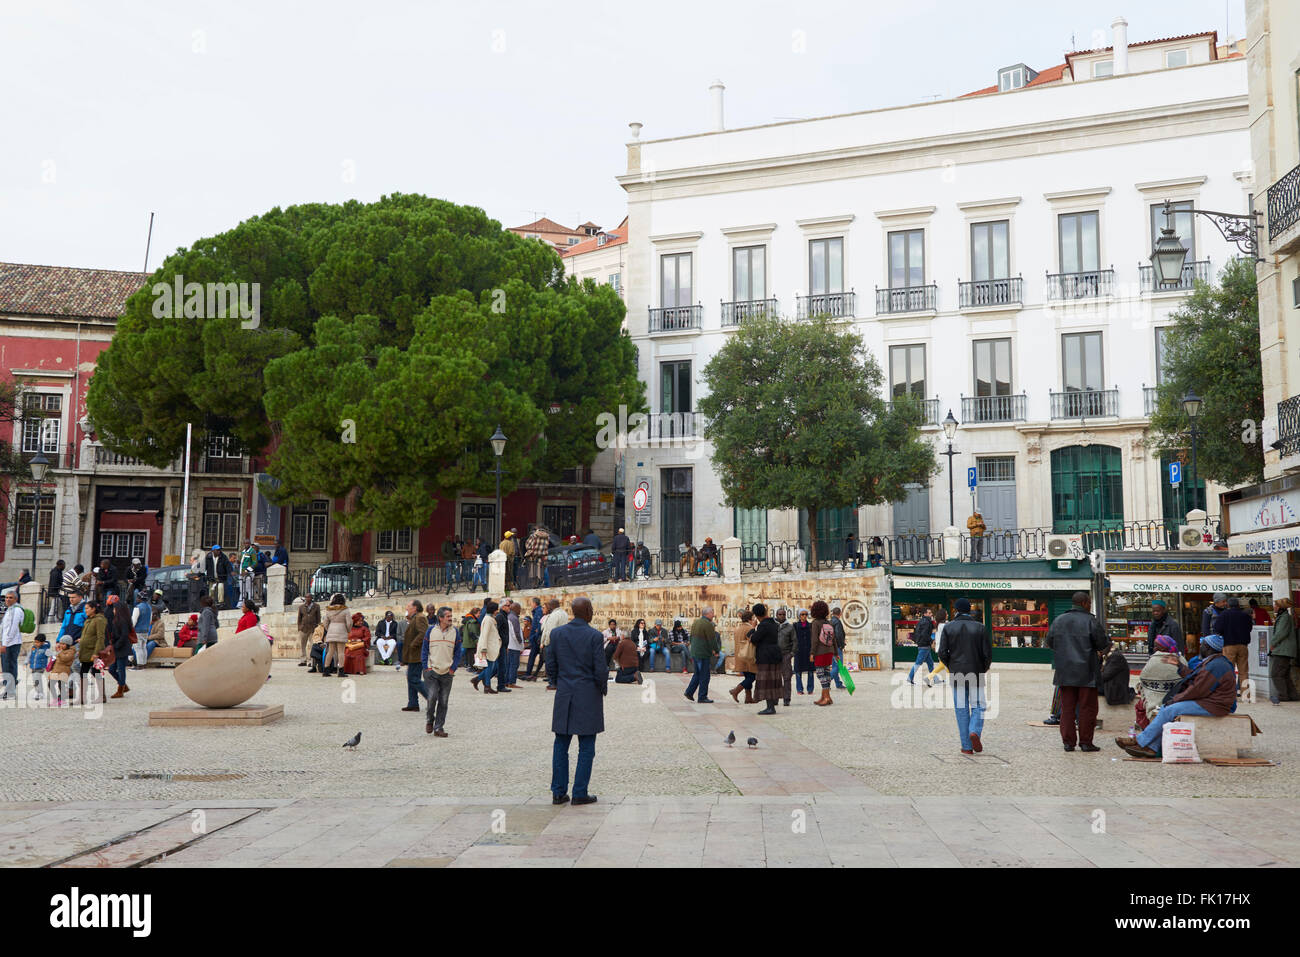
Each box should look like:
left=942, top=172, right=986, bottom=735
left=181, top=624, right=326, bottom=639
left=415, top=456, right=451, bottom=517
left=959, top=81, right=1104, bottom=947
left=1135, top=633, right=1188, bottom=730
left=729, top=610, right=757, bottom=703
left=1098, top=642, right=1133, bottom=705
left=345, top=611, right=372, bottom=675
left=793, top=609, right=814, bottom=695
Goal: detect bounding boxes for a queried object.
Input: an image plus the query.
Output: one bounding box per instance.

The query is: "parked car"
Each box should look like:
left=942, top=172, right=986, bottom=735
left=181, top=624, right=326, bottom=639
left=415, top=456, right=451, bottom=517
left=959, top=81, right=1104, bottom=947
left=545, top=545, right=611, bottom=588
left=147, top=564, right=298, bottom=612
left=308, top=562, right=411, bottom=600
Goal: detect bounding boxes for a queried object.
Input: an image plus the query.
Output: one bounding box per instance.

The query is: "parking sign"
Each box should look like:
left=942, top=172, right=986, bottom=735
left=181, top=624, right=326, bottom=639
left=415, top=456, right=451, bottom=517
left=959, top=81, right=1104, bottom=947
left=1169, top=461, right=1181, bottom=487
left=967, top=467, right=977, bottom=490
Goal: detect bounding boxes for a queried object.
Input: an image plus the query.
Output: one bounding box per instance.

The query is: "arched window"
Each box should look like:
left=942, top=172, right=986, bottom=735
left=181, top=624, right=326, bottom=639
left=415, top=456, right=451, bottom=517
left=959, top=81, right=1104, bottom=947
left=1050, top=445, right=1123, bottom=532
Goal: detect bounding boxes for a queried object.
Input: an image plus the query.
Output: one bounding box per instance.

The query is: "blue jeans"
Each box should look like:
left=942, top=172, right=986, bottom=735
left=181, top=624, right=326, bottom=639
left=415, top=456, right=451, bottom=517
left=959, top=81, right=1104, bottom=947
left=524, top=638, right=543, bottom=677
left=684, top=657, right=712, bottom=700
left=1137, top=700, right=1215, bottom=753
left=109, top=656, right=128, bottom=688
left=637, top=559, right=650, bottom=578
left=406, top=662, right=427, bottom=708
left=505, top=648, right=521, bottom=685
left=908, top=646, right=934, bottom=682
left=225, top=575, right=238, bottom=609
left=479, top=658, right=499, bottom=686
left=794, top=655, right=814, bottom=693
left=648, top=645, right=671, bottom=671
left=953, top=675, right=987, bottom=750
left=552, top=733, right=596, bottom=799
left=715, top=650, right=726, bottom=672
left=613, top=555, right=629, bottom=581
left=471, top=565, right=486, bottom=589
left=0, top=645, right=18, bottom=695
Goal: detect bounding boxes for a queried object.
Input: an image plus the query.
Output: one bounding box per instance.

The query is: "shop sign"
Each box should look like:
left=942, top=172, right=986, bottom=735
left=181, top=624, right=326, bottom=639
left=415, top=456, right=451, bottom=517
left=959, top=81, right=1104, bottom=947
left=891, top=577, right=1090, bottom=591
left=1228, top=488, right=1300, bottom=535
left=1107, top=576, right=1273, bottom=594
left=1227, top=526, right=1300, bottom=557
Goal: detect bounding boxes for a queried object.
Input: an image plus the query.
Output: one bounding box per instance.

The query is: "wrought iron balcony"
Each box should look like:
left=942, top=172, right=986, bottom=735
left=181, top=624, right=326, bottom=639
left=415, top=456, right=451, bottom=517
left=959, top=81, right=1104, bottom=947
left=1277, top=393, right=1300, bottom=457
left=889, top=396, right=940, bottom=425
left=796, top=290, right=855, bottom=319
left=1050, top=388, right=1119, bottom=419
left=961, top=393, right=1027, bottom=424
left=721, top=297, right=778, bottom=326
left=199, top=454, right=250, bottom=474
left=648, top=304, right=702, bottom=333
left=876, top=284, right=938, bottom=315
left=647, top=412, right=697, bottom=439
left=1139, top=259, right=1210, bottom=292
left=19, top=445, right=73, bottom=470
left=958, top=276, right=1023, bottom=308
left=1046, top=268, right=1114, bottom=300
left=1268, top=162, right=1300, bottom=244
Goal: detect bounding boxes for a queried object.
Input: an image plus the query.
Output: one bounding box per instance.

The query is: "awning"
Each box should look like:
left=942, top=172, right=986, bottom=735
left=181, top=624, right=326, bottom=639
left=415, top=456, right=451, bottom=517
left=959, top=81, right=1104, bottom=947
left=891, top=576, right=1091, bottom=591
left=1227, top=526, right=1300, bottom=557
left=1107, top=575, right=1273, bottom=594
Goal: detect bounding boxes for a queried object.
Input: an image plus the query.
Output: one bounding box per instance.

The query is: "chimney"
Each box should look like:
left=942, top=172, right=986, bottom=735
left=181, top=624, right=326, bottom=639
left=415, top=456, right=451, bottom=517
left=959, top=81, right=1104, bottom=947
left=709, top=79, right=725, bottom=132
left=628, top=122, right=642, bottom=140
left=1112, top=16, right=1129, bottom=74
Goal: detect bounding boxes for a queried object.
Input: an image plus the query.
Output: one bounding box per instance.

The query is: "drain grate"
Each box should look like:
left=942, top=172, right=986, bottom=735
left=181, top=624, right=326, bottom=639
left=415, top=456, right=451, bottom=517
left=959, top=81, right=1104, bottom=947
left=120, top=771, right=247, bottom=782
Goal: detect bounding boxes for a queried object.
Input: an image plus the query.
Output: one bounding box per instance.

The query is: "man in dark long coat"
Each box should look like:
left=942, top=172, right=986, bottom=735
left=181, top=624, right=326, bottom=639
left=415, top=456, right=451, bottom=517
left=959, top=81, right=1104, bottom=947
left=545, top=596, right=607, bottom=805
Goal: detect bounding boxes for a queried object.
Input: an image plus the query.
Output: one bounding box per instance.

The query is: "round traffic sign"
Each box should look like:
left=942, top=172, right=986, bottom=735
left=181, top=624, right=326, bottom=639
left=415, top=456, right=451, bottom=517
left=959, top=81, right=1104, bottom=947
left=632, top=486, right=648, bottom=511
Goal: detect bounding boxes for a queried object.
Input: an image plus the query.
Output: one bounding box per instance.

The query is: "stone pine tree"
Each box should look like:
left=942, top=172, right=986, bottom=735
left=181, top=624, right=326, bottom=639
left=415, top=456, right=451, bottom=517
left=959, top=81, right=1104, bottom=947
left=86, top=194, right=643, bottom=559
left=1147, top=257, right=1264, bottom=487
left=697, top=314, right=938, bottom=565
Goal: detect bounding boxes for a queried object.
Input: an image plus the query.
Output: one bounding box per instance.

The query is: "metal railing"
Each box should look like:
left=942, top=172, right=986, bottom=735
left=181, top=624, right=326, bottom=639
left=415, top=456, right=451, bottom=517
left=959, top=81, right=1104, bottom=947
left=961, top=394, right=1027, bottom=424
left=796, top=290, right=855, bottom=319
left=1143, top=386, right=1158, bottom=416
left=1046, top=268, right=1114, bottom=300
left=721, top=297, right=778, bottom=326
left=1268, top=162, right=1300, bottom=243
left=647, top=412, right=697, bottom=439
left=959, top=518, right=1224, bottom=562
left=1050, top=388, right=1119, bottom=419
left=1277, top=393, right=1300, bottom=457
left=888, top=397, right=940, bottom=426
left=648, top=304, right=702, bottom=333
left=19, top=445, right=73, bottom=469
left=875, top=284, right=938, bottom=315
left=200, top=455, right=249, bottom=474
left=958, top=276, right=1023, bottom=308
left=1139, top=259, right=1210, bottom=292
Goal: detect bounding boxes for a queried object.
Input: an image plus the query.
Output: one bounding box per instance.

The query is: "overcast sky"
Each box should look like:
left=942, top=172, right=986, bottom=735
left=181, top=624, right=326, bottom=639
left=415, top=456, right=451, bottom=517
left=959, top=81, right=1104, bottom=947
left=0, top=0, right=1246, bottom=272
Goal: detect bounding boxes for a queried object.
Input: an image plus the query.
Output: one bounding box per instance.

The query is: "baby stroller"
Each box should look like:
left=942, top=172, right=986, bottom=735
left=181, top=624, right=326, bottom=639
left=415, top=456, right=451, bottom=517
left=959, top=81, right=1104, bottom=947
left=308, top=640, right=333, bottom=675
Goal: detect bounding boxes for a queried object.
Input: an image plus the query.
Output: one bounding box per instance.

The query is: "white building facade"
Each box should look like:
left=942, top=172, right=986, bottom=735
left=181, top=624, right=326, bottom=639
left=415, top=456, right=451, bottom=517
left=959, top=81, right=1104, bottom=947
left=619, top=42, right=1250, bottom=561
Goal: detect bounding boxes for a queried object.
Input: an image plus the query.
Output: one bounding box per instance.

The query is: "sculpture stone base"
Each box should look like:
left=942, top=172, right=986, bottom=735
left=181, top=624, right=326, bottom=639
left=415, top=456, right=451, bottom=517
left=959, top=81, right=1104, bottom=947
left=149, top=703, right=284, bottom=727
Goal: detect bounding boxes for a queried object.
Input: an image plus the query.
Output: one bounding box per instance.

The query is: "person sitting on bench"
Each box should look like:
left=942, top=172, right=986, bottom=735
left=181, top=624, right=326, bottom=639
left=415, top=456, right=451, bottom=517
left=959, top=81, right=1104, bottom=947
left=1115, top=636, right=1236, bottom=759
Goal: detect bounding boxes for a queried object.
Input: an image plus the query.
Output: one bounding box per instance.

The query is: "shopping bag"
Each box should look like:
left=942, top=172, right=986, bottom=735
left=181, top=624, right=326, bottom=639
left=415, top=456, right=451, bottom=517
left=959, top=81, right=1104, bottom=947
left=836, top=657, right=855, bottom=695
left=1161, top=721, right=1201, bottom=763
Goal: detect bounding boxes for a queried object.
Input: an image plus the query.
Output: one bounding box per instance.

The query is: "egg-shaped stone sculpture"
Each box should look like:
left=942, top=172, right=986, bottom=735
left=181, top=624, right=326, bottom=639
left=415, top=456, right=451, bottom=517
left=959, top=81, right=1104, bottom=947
left=174, top=628, right=272, bottom=708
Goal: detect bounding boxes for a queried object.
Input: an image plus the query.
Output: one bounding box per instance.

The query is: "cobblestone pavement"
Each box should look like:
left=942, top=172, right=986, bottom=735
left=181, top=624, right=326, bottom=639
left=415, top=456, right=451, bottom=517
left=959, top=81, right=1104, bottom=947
left=1, top=661, right=1296, bottom=866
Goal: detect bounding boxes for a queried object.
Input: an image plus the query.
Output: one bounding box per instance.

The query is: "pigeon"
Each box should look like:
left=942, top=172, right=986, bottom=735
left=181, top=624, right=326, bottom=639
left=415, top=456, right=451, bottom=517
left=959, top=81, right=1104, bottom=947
left=342, top=731, right=361, bottom=750
left=747, top=737, right=758, bottom=749
left=725, top=731, right=736, bottom=747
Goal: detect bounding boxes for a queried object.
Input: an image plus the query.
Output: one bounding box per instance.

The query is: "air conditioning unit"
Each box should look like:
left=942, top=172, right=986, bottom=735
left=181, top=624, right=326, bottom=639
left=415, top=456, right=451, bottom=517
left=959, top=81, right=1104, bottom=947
left=1044, top=534, right=1084, bottom=560
left=1178, top=524, right=1214, bottom=551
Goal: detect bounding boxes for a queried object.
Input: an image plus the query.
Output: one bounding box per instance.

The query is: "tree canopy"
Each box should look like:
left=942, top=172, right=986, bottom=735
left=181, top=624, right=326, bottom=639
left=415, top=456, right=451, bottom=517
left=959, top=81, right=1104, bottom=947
left=697, top=314, right=938, bottom=563
left=86, top=194, right=643, bottom=555
left=1147, top=257, right=1263, bottom=488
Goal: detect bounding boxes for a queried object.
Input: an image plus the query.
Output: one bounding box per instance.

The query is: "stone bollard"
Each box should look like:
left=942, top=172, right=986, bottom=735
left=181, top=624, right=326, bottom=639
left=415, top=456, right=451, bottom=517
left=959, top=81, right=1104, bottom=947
left=943, top=526, right=961, bottom=562
left=265, top=563, right=286, bottom=613
left=722, top=536, right=742, bottom=582
left=489, top=549, right=506, bottom=595
left=374, top=559, right=387, bottom=595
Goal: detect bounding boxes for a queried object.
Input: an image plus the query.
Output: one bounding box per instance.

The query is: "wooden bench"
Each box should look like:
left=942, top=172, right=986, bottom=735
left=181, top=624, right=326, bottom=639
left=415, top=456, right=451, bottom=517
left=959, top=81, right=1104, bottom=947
left=1172, top=714, right=1261, bottom=760
left=147, top=646, right=193, bottom=668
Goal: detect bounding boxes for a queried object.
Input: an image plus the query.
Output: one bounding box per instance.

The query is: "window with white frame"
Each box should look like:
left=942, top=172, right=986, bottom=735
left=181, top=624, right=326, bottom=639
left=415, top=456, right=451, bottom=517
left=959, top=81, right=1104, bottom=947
left=98, top=531, right=146, bottom=561
left=21, top=393, right=61, bottom=453
left=376, top=527, right=413, bottom=553
left=607, top=272, right=622, bottom=294
left=206, top=433, right=243, bottom=459
left=13, top=493, right=55, bottom=548
left=290, top=499, right=329, bottom=552
left=998, top=66, right=1025, bottom=91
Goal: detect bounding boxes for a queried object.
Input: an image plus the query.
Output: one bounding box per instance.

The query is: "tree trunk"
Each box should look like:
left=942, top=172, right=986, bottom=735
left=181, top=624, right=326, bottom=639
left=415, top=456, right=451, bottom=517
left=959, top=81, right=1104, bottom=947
left=806, top=509, right=819, bottom=567
left=335, top=487, right=365, bottom=562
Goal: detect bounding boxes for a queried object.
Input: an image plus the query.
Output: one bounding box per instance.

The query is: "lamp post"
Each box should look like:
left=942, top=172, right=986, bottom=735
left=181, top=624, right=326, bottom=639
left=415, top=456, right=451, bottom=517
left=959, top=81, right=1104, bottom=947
left=490, top=425, right=507, bottom=547
left=941, top=410, right=959, bottom=528
left=1183, top=391, right=1202, bottom=515
left=28, top=452, right=50, bottom=587
left=1149, top=199, right=1261, bottom=287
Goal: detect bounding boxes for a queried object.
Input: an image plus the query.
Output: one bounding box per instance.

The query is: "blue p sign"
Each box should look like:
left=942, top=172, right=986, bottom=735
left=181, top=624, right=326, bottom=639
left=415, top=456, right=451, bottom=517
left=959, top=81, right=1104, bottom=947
left=967, top=467, right=977, bottom=490
left=1169, top=461, right=1181, bottom=486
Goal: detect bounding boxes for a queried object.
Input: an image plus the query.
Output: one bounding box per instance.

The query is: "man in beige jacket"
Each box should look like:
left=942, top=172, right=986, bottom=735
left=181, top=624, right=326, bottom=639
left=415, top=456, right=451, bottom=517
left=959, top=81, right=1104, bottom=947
left=539, top=597, right=568, bottom=690
left=422, top=606, right=462, bottom=737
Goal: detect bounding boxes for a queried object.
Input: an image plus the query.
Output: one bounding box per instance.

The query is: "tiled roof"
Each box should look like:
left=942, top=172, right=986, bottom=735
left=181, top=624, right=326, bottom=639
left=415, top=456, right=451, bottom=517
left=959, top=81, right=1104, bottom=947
left=509, top=217, right=582, bottom=236
left=561, top=217, right=629, bottom=258
left=0, top=262, right=150, bottom=320
left=961, top=62, right=1067, bottom=98
left=1067, top=31, right=1217, bottom=58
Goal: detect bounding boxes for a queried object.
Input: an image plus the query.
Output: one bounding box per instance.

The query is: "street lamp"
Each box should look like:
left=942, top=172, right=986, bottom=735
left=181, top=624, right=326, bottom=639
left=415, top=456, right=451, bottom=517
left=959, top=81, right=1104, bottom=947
left=490, top=425, right=507, bottom=546
left=941, top=410, right=959, bottom=528
left=1148, top=199, right=1262, bottom=286
left=1183, top=392, right=1201, bottom=515
left=28, top=452, right=50, bottom=591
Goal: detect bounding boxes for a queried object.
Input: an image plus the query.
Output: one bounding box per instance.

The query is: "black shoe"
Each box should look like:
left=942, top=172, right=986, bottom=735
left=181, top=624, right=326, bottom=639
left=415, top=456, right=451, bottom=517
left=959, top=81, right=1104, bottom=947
left=1078, top=743, right=1100, bottom=752
left=683, top=693, right=694, bottom=702
left=552, top=793, right=570, bottom=805
left=572, top=795, right=598, bottom=806
left=697, top=697, right=714, bottom=703
left=1043, top=716, right=1060, bottom=726
left=783, top=700, right=791, bottom=707
left=1063, top=744, right=1075, bottom=752
left=757, top=705, right=776, bottom=715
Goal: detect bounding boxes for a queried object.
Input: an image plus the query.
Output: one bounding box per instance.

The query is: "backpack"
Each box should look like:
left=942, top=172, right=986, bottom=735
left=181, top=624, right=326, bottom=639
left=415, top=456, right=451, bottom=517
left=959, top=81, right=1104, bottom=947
left=19, top=606, right=36, bottom=634
left=819, top=623, right=836, bottom=649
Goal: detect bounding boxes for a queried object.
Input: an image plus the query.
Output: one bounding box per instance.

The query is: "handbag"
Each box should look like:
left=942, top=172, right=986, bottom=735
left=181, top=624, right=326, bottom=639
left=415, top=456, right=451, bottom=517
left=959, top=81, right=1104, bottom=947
left=97, top=641, right=116, bottom=668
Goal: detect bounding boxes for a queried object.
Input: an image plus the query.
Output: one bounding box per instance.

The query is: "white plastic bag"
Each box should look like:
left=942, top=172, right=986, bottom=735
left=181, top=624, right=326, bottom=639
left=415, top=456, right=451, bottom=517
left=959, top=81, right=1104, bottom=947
left=1161, top=721, right=1202, bottom=764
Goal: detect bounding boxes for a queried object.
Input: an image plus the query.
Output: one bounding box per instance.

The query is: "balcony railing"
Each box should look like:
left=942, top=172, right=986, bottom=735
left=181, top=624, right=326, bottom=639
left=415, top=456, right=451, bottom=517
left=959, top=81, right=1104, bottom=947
left=958, top=276, right=1023, bottom=308
left=1139, top=259, right=1210, bottom=292
left=889, top=396, right=939, bottom=425
left=875, top=284, right=938, bottom=315
left=1046, top=268, right=1114, bottom=300
left=1278, top=393, right=1300, bottom=457
left=1143, top=386, right=1158, bottom=416
left=648, top=304, right=702, bottom=333
left=647, top=412, right=697, bottom=439
left=19, top=446, right=73, bottom=470
left=1050, top=388, right=1119, bottom=419
left=1268, top=162, right=1300, bottom=243
left=200, top=454, right=250, bottom=474
left=796, top=290, right=855, bottom=319
left=721, top=297, right=778, bottom=326
left=959, top=518, right=1224, bottom=562
left=961, top=393, right=1027, bottom=424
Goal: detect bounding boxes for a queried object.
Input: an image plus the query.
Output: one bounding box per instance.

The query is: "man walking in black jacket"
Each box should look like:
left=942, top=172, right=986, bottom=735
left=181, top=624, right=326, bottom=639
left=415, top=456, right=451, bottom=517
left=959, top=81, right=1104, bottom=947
left=1045, top=592, right=1108, bottom=752
left=907, top=608, right=935, bottom=686
left=1215, top=597, right=1255, bottom=696
left=938, top=598, right=992, bottom=755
